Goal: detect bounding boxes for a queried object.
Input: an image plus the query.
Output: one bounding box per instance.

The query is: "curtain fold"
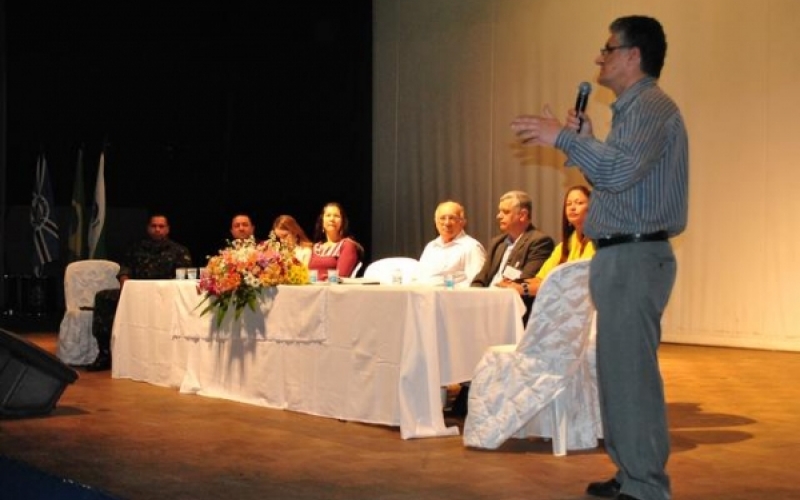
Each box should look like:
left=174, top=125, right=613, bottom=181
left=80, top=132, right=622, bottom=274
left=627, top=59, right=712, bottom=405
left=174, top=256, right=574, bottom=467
left=373, top=0, right=800, bottom=351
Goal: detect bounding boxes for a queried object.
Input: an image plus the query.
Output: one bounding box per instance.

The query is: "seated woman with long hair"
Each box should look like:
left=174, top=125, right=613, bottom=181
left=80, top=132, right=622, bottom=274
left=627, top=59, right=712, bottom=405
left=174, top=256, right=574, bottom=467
left=499, top=185, right=595, bottom=298
left=308, top=202, right=362, bottom=281
left=272, top=215, right=313, bottom=266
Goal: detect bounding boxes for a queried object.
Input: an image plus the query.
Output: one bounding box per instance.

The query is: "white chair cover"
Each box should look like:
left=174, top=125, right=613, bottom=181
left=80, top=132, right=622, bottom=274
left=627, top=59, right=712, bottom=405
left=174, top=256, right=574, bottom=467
left=462, top=259, right=601, bottom=456
left=57, top=260, right=120, bottom=366
left=363, top=257, right=420, bottom=284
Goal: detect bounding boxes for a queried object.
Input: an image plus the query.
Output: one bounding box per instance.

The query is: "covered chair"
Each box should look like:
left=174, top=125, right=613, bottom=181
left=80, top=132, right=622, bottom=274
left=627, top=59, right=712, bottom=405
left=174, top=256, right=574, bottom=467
left=57, top=260, right=120, bottom=366
left=463, top=259, right=600, bottom=456
left=363, top=257, right=420, bottom=284
left=349, top=261, right=363, bottom=278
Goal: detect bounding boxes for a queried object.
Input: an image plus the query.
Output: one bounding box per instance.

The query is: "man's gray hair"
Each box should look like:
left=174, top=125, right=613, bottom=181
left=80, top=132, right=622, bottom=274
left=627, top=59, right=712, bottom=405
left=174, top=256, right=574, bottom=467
left=499, top=190, right=533, bottom=217
left=435, top=200, right=465, bottom=220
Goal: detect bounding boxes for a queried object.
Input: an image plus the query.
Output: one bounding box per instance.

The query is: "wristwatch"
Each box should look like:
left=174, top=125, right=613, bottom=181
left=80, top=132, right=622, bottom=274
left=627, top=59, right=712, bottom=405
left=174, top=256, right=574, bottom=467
left=521, top=282, right=530, bottom=297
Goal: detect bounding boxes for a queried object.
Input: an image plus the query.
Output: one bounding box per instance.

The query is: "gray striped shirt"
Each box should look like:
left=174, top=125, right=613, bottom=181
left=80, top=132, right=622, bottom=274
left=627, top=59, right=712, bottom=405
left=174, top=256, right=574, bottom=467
left=554, top=77, right=688, bottom=239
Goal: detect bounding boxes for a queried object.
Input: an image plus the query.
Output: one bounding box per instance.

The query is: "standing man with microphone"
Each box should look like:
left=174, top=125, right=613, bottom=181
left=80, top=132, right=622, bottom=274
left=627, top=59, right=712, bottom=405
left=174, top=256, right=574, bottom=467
left=511, top=16, right=688, bottom=500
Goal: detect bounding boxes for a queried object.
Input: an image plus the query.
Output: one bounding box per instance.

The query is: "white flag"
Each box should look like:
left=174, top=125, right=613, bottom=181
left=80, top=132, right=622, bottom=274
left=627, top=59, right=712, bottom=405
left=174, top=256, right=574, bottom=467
left=88, top=152, right=107, bottom=259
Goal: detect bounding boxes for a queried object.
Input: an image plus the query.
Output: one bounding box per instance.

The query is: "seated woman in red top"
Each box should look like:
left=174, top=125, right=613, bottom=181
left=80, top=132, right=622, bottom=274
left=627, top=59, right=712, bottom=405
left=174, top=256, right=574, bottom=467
left=308, top=202, right=362, bottom=281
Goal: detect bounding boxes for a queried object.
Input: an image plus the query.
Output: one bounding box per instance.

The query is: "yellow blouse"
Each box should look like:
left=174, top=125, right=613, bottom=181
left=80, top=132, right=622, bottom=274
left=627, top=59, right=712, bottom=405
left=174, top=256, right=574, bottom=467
left=535, top=231, right=596, bottom=280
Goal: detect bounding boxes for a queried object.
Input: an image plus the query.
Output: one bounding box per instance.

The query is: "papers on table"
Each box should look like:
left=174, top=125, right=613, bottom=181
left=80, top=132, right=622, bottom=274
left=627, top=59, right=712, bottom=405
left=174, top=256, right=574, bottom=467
left=338, top=277, right=381, bottom=285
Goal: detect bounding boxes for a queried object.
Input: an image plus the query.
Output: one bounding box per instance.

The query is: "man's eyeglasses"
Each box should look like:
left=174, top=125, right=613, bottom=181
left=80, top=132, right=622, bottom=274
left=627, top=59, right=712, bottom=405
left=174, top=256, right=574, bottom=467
left=600, top=44, right=631, bottom=56
left=436, top=215, right=463, bottom=223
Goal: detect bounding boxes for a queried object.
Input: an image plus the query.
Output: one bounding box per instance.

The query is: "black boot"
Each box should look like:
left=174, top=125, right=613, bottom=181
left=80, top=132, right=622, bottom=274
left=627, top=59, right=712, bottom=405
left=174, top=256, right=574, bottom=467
left=87, top=349, right=111, bottom=371
left=449, top=384, right=470, bottom=417
left=88, top=290, right=114, bottom=372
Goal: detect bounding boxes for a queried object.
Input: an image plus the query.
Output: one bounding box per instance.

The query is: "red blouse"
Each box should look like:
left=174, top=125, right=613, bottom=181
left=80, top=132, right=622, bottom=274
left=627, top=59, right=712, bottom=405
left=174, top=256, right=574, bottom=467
left=308, top=238, right=359, bottom=281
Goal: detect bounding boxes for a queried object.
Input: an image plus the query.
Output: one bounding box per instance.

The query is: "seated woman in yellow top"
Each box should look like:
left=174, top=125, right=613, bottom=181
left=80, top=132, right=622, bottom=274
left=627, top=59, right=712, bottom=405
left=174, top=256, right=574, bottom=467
left=499, top=185, right=595, bottom=298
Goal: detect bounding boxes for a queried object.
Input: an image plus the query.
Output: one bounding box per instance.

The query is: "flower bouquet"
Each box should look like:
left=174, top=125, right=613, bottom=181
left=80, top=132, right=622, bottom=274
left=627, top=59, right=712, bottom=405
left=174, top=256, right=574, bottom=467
left=197, top=235, right=309, bottom=327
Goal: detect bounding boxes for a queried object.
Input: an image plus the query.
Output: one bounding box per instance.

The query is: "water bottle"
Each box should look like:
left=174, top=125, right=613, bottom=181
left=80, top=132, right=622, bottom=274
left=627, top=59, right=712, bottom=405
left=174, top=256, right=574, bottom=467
left=444, top=274, right=455, bottom=290
left=392, top=268, right=403, bottom=285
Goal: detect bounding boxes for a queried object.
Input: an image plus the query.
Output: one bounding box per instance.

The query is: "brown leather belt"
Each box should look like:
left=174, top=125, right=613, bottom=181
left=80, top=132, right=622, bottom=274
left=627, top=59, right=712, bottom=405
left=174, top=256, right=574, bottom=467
left=595, top=230, right=669, bottom=249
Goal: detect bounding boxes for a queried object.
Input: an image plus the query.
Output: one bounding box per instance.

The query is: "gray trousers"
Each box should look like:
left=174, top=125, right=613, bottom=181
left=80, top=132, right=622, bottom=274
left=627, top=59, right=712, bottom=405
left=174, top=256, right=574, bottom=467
left=590, top=241, right=676, bottom=500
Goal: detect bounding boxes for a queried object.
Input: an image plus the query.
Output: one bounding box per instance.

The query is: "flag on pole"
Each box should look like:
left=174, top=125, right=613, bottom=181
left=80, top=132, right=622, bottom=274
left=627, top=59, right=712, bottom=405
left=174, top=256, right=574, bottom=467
left=88, top=151, right=107, bottom=259
left=30, top=153, right=60, bottom=276
left=67, top=148, right=87, bottom=262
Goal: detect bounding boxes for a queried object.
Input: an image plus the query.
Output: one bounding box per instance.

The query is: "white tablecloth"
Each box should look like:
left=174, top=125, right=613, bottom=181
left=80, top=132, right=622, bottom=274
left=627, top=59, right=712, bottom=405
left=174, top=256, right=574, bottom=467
left=111, top=280, right=525, bottom=438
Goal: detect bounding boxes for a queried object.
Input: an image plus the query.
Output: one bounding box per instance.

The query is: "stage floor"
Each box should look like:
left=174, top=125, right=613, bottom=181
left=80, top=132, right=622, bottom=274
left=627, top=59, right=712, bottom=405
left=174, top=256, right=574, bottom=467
left=1, top=332, right=798, bottom=500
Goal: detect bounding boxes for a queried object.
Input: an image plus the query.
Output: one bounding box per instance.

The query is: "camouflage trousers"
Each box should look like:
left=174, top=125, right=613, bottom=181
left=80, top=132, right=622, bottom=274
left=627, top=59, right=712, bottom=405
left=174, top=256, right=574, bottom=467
left=92, top=288, right=121, bottom=352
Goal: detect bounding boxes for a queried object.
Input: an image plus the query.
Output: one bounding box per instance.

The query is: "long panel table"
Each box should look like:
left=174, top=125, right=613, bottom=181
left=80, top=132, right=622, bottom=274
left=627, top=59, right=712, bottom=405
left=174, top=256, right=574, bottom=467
left=111, top=280, right=525, bottom=438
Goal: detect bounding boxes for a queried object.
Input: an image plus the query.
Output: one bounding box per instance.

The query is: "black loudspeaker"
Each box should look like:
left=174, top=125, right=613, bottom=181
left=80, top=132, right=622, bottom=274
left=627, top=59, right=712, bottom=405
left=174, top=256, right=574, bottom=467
left=0, top=329, right=78, bottom=417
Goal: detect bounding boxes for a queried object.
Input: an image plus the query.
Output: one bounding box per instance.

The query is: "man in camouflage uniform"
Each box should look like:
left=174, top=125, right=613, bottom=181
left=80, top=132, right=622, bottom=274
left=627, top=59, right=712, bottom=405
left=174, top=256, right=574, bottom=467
left=87, top=214, right=192, bottom=371
left=230, top=213, right=256, bottom=241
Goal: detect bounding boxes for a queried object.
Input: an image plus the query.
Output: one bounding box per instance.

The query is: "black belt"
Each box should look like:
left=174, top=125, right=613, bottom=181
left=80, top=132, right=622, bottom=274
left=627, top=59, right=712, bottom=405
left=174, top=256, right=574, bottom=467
left=595, top=230, right=669, bottom=249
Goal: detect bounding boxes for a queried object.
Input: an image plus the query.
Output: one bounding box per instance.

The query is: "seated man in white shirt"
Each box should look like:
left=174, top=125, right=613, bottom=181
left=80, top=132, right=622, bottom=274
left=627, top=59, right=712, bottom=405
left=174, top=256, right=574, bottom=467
left=418, top=201, right=486, bottom=287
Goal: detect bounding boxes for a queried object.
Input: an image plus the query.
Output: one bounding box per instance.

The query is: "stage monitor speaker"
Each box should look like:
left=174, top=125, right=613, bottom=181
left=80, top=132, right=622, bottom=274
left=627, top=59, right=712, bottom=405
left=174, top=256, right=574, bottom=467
left=0, top=328, right=78, bottom=417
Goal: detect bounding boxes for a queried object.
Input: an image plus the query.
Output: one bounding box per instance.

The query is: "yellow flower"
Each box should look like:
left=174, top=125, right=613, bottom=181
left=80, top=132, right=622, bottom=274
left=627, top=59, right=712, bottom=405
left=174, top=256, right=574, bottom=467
left=196, top=233, right=313, bottom=327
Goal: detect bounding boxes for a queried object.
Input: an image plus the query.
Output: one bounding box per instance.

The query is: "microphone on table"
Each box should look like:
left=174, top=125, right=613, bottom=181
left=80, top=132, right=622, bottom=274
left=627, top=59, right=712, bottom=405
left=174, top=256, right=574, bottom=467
left=574, top=81, right=592, bottom=133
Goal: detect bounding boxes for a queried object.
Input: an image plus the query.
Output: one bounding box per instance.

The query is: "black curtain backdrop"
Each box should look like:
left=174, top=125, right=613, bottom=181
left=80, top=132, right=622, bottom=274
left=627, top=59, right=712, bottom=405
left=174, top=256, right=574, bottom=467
left=2, top=0, right=372, bottom=278
left=1, top=0, right=7, bottom=310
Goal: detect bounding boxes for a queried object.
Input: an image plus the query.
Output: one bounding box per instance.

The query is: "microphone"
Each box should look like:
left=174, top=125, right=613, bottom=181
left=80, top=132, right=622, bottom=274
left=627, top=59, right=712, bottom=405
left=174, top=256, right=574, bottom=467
left=574, top=81, right=592, bottom=133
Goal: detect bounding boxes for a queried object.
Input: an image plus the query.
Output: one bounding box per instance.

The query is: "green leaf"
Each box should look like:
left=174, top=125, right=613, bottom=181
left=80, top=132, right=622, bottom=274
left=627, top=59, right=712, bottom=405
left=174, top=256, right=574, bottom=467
left=215, top=306, right=227, bottom=328
left=247, top=294, right=258, bottom=312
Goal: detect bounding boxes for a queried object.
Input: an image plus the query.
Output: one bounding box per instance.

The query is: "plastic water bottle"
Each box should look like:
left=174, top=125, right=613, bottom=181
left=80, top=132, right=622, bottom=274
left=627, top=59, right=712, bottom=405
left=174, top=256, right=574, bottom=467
left=392, top=268, right=403, bottom=285
left=444, top=274, right=455, bottom=290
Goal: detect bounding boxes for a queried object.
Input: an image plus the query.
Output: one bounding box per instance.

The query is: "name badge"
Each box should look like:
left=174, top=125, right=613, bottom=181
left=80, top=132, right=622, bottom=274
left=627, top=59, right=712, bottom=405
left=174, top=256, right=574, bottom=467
left=502, top=265, right=521, bottom=281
